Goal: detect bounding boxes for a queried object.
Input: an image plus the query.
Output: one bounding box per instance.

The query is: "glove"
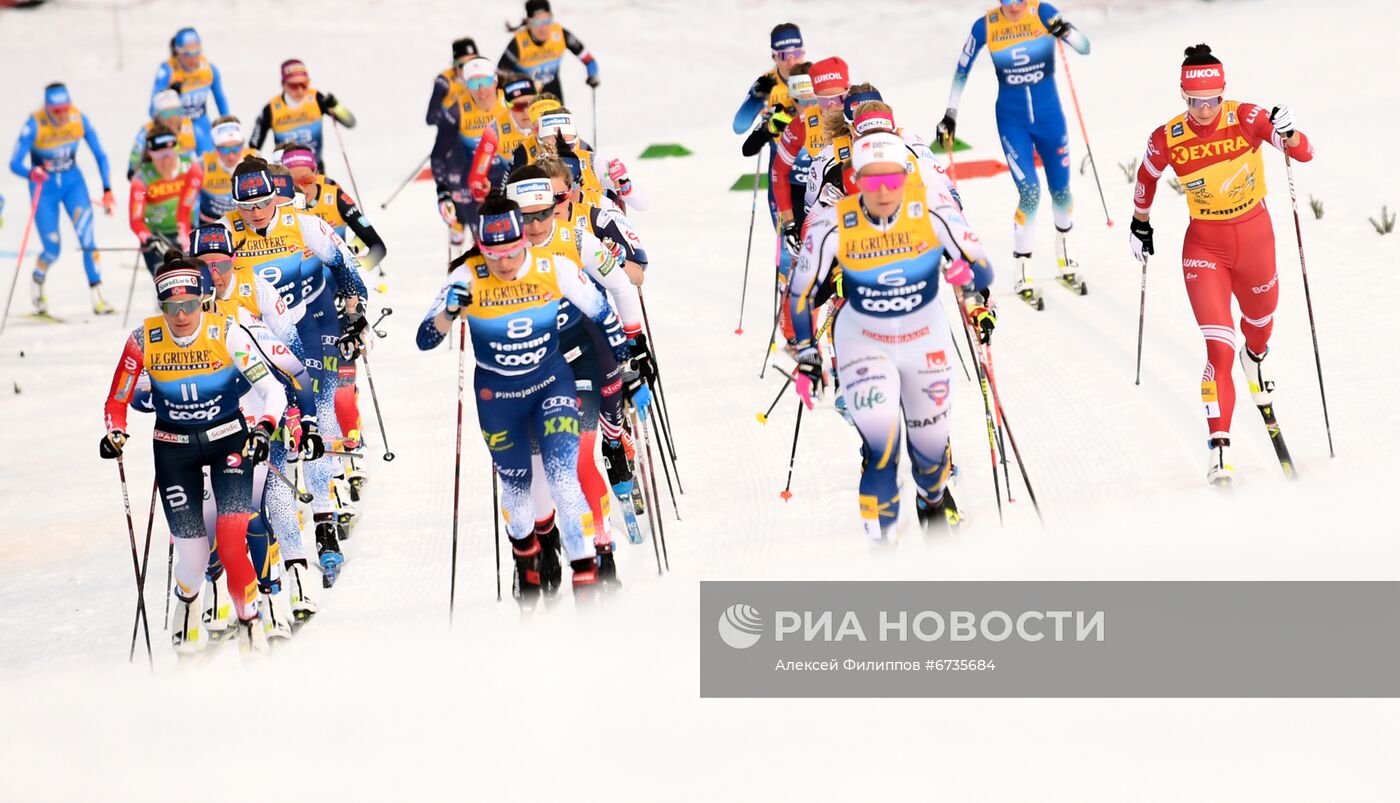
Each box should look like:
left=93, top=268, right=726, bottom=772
left=444, top=281, right=472, bottom=317
left=299, top=420, right=325, bottom=461
left=628, top=333, right=656, bottom=386
left=1129, top=217, right=1154, bottom=263
left=793, top=347, right=824, bottom=410
left=243, top=421, right=274, bottom=465
left=944, top=259, right=973, bottom=287
left=99, top=429, right=128, bottom=459
left=781, top=219, right=802, bottom=255
left=607, top=159, right=631, bottom=194
left=468, top=175, right=490, bottom=204
left=586, top=74, right=600, bottom=89
left=1046, top=16, right=1070, bottom=38
left=338, top=310, right=368, bottom=360
left=935, top=111, right=957, bottom=150
left=752, top=74, right=777, bottom=100
left=28, top=166, right=48, bottom=184
left=101, top=189, right=116, bottom=216
left=1270, top=105, right=1296, bottom=140
left=767, top=107, right=793, bottom=136
left=963, top=296, right=997, bottom=345
left=437, top=193, right=457, bottom=225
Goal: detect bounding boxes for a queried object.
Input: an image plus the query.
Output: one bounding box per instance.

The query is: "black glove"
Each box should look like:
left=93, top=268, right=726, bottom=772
left=962, top=296, right=997, bottom=345
left=338, top=310, right=368, bottom=360
left=1129, top=217, right=1155, bottom=261
left=766, top=106, right=793, bottom=136
left=320, top=92, right=338, bottom=110
left=935, top=111, right=957, bottom=150
left=586, top=75, right=600, bottom=89
left=299, top=420, right=325, bottom=461
left=1046, top=16, right=1070, bottom=38
left=99, top=430, right=127, bottom=459
left=628, top=333, right=657, bottom=386
left=781, top=219, right=801, bottom=255
left=243, top=421, right=274, bottom=465
left=752, top=74, right=777, bottom=100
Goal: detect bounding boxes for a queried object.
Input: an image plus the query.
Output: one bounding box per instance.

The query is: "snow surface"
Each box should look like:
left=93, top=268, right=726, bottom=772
left=1, top=0, right=1398, bottom=799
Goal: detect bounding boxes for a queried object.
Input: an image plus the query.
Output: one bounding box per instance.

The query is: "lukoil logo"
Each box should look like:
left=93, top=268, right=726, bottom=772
left=717, top=603, right=763, bottom=649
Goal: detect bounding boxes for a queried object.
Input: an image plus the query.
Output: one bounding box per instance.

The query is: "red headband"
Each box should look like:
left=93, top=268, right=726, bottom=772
left=1180, top=63, right=1225, bottom=95
left=852, top=109, right=895, bottom=136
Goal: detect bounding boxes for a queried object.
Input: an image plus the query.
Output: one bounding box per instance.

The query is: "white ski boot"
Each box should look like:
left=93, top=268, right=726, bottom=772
left=170, top=593, right=205, bottom=657
left=1206, top=438, right=1234, bottom=488
left=1012, top=253, right=1044, bottom=310
left=30, top=270, right=48, bottom=315
left=1053, top=227, right=1088, bottom=295
left=1239, top=346, right=1274, bottom=405
left=90, top=283, right=115, bottom=315
left=202, top=573, right=235, bottom=642
left=258, top=589, right=294, bottom=643
left=286, top=560, right=319, bottom=623
left=236, top=616, right=271, bottom=656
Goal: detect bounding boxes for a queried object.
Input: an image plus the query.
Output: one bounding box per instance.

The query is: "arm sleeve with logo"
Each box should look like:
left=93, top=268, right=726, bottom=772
left=554, top=253, right=625, bottom=360
left=576, top=223, right=643, bottom=335
left=248, top=103, right=273, bottom=152
left=336, top=183, right=387, bottom=268
left=209, top=64, right=230, bottom=117
left=177, top=162, right=204, bottom=240
left=770, top=115, right=806, bottom=218
left=946, top=17, right=989, bottom=114
left=498, top=39, right=523, bottom=73
left=149, top=63, right=172, bottom=118
left=255, top=275, right=303, bottom=340
left=562, top=28, right=598, bottom=79
left=788, top=205, right=839, bottom=350
left=1238, top=102, right=1314, bottom=161
left=1133, top=125, right=1170, bottom=216
left=297, top=213, right=368, bottom=301
left=915, top=153, right=993, bottom=291
left=1039, top=3, right=1090, bottom=54
left=10, top=118, right=36, bottom=179
left=228, top=321, right=289, bottom=430
left=129, top=176, right=150, bottom=240
left=590, top=205, right=648, bottom=268
left=594, top=149, right=647, bottom=211
left=103, top=329, right=147, bottom=433
left=237, top=308, right=315, bottom=418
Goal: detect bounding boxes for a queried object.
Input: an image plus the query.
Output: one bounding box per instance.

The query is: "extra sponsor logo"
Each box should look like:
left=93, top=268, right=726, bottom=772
left=153, top=430, right=190, bottom=443
left=907, top=410, right=950, bottom=428
left=226, top=452, right=243, bottom=468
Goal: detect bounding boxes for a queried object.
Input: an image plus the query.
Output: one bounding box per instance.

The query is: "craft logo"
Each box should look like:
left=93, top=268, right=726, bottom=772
left=717, top=604, right=764, bottom=649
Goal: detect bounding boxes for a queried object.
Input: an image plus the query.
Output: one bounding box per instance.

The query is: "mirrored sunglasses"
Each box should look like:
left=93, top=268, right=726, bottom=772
left=204, top=257, right=235, bottom=273
left=160, top=297, right=202, bottom=316
left=284, top=80, right=310, bottom=91
left=856, top=172, right=907, bottom=193
left=480, top=242, right=528, bottom=261
left=816, top=93, right=847, bottom=109
left=216, top=144, right=243, bottom=155
left=235, top=196, right=277, bottom=210
left=521, top=206, right=556, bottom=224
left=1186, top=95, right=1223, bottom=110
left=773, top=48, right=804, bottom=61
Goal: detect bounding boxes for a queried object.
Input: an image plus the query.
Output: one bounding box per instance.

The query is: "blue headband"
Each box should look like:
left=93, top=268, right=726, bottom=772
left=232, top=170, right=274, bottom=202
left=843, top=88, right=883, bottom=124
left=44, top=85, right=71, bottom=108
left=770, top=26, right=803, bottom=51
left=477, top=209, right=525, bottom=247
left=191, top=225, right=234, bottom=257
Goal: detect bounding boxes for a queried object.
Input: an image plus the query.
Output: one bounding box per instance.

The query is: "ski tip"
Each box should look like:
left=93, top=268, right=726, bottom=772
left=755, top=413, right=767, bottom=424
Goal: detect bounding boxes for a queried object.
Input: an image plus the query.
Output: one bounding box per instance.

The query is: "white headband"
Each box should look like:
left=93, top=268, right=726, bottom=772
left=212, top=121, right=243, bottom=146
left=850, top=132, right=907, bottom=174
left=536, top=113, right=577, bottom=142
left=153, top=89, right=182, bottom=113
left=786, top=74, right=813, bottom=98
left=506, top=178, right=554, bottom=208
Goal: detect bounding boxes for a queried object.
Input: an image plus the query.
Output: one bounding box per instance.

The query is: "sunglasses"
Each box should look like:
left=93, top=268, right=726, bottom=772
left=285, top=81, right=309, bottom=91
left=216, top=144, right=242, bottom=155
left=148, top=146, right=177, bottom=157
left=816, top=93, right=847, bottom=109
left=521, top=206, right=556, bottom=224
left=235, top=196, right=277, bottom=210
left=529, top=15, right=553, bottom=26
left=157, top=109, right=183, bottom=119
left=773, top=48, right=805, bottom=61
left=1186, top=95, right=1223, bottom=110
left=553, top=191, right=572, bottom=206
left=176, top=47, right=202, bottom=57
left=46, top=104, right=72, bottom=115
left=203, top=257, right=235, bottom=274
left=465, top=76, right=496, bottom=91
left=511, top=98, right=536, bottom=111
left=160, top=297, right=202, bottom=316
left=857, top=172, right=907, bottom=193
left=480, top=242, right=528, bottom=262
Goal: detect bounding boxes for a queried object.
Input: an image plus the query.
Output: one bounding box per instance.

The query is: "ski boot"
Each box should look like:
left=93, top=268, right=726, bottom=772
left=1239, top=346, right=1274, bottom=405
left=1206, top=437, right=1234, bottom=488
left=1012, top=253, right=1045, bottom=311
left=535, top=518, right=563, bottom=597
left=170, top=592, right=205, bottom=659
left=571, top=557, right=601, bottom=606
left=331, top=475, right=359, bottom=535
left=30, top=258, right=50, bottom=316
left=90, top=283, right=115, bottom=315
left=1053, top=227, right=1088, bottom=295
left=595, top=542, right=621, bottom=591
left=285, top=559, right=319, bottom=624
left=314, top=514, right=344, bottom=588
left=236, top=616, right=270, bottom=656
left=258, top=582, right=294, bottom=643
left=511, top=532, right=543, bottom=610
left=604, top=439, right=645, bottom=544
left=201, top=570, right=235, bottom=643
left=344, top=450, right=367, bottom=502
left=916, top=488, right=962, bottom=534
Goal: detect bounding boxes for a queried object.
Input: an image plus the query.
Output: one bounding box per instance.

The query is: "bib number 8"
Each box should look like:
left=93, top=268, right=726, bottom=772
left=505, top=317, right=533, bottom=339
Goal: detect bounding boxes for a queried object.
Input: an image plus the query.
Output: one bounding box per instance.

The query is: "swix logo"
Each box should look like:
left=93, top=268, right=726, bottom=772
left=1183, top=67, right=1222, bottom=79
left=1251, top=273, right=1278, bottom=294
left=1183, top=258, right=1217, bottom=270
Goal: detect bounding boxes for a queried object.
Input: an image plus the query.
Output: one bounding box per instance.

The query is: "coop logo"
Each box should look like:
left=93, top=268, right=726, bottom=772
left=717, top=603, right=764, bottom=649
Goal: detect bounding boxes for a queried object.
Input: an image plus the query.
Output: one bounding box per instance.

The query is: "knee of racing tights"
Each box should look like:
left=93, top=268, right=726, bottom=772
left=174, top=536, right=213, bottom=600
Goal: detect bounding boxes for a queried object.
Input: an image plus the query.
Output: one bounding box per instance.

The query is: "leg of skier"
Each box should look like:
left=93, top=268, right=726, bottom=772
left=205, top=430, right=266, bottom=654
left=833, top=316, right=904, bottom=543
left=529, top=363, right=602, bottom=598
left=63, top=177, right=107, bottom=312
left=1229, top=212, right=1280, bottom=408
left=1033, top=119, right=1078, bottom=284
left=1000, top=123, right=1043, bottom=304
left=893, top=314, right=959, bottom=530
left=478, top=373, right=549, bottom=606
left=29, top=175, right=63, bottom=314
left=1181, top=221, right=1240, bottom=485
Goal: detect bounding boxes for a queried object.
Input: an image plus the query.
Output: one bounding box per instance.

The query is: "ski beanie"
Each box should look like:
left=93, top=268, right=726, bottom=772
left=770, top=23, right=803, bottom=52
left=190, top=225, right=235, bottom=258
left=502, top=75, right=536, bottom=104
left=810, top=57, right=851, bottom=95
left=146, top=127, right=179, bottom=152
left=231, top=160, right=275, bottom=203
left=843, top=87, right=883, bottom=124
left=477, top=200, right=526, bottom=254
left=1180, top=44, right=1225, bottom=95
left=526, top=0, right=551, bottom=16
left=281, top=59, right=309, bottom=84
left=172, top=28, right=201, bottom=51
left=850, top=132, right=906, bottom=174
left=44, top=84, right=71, bottom=109
left=453, top=37, right=480, bottom=61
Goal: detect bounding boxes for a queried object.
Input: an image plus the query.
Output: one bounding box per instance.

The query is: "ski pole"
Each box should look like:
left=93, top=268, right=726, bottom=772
left=162, top=534, right=173, bottom=631
left=324, top=448, right=366, bottom=459
left=492, top=466, right=501, bottom=602
left=632, top=405, right=669, bottom=571
left=121, top=252, right=143, bottom=328
left=381, top=154, right=429, bottom=210
left=449, top=320, right=466, bottom=625
left=1134, top=254, right=1148, bottom=386
left=129, top=479, right=157, bottom=664
left=778, top=400, right=805, bottom=501
left=332, top=121, right=386, bottom=278
left=758, top=261, right=784, bottom=379
left=115, top=457, right=153, bottom=668
left=358, top=348, right=395, bottom=461
left=736, top=153, right=762, bottom=335
left=80, top=246, right=144, bottom=253
left=980, top=343, right=1044, bottom=524
left=983, top=344, right=1016, bottom=503
left=591, top=85, right=600, bottom=150
left=953, top=288, right=1003, bottom=525
left=0, top=179, right=45, bottom=339
left=267, top=462, right=314, bottom=503
left=948, top=321, right=972, bottom=382
left=1283, top=153, right=1334, bottom=457
left=638, top=293, right=681, bottom=475
left=756, top=372, right=794, bottom=424
left=1057, top=39, right=1113, bottom=228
